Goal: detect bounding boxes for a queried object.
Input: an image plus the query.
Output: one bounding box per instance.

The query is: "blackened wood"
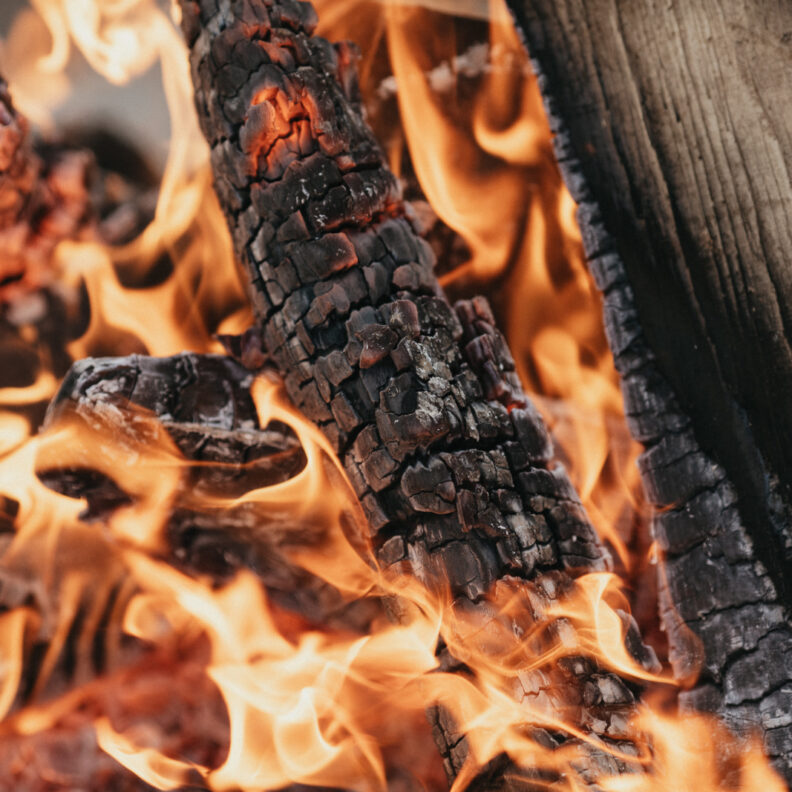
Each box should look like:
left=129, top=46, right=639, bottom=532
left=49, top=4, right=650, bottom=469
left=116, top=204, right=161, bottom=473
left=503, top=0, right=792, bottom=780
left=20, top=353, right=381, bottom=792
left=0, top=78, right=158, bottom=283
left=178, top=0, right=658, bottom=784
left=37, top=353, right=379, bottom=634
left=591, top=244, right=792, bottom=783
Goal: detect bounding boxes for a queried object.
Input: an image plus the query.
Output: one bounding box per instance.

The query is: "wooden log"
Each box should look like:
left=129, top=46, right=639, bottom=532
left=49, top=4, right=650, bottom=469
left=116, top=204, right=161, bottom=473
left=37, top=352, right=381, bottom=634
left=503, top=0, right=792, bottom=780
left=177, top=0, right=659, bottom=785
left=25, top=352, right=386, bottom=791
left=0, top=76, right=158, bottom=432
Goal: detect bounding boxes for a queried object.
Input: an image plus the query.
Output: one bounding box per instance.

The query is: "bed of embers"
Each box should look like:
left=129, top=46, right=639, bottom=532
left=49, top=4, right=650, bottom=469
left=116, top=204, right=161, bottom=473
left=0, top=1, right=785, bottom=791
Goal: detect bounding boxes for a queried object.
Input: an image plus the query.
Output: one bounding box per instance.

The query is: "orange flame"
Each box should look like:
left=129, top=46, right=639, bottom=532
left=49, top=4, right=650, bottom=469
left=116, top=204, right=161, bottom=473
left=373, top=0, right=644, bottom=567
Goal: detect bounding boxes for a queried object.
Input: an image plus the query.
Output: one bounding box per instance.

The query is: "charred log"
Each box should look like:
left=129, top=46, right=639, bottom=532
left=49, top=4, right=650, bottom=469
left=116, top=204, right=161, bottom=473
left=0, top=78, right=94, bottom=301
left=0, top=75, right=160, bottom=301
left=503, top=0, right=792, bottom=780
left=36, top=352, right=380, bottom=634
left=15, top=352, right=381, bottom=792
left=178, top=0, right=658, bottom=785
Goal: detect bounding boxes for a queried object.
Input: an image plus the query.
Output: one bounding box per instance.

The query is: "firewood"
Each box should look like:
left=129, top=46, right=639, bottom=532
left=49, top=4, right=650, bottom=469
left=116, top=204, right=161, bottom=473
left=15, top=353, right=381, bottom=792
left=37, top=351, right=381, bottom=635
left=177, top=0, right=658, bottom=784
left=0, top=76, right=158, bottom=437
left=0, top=75, right=160, bottom=302
left=504, top=1, right=792, bottom=780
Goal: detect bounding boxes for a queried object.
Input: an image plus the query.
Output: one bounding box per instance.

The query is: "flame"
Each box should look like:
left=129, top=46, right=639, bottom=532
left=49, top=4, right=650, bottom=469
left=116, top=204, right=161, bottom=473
left=5, top=0, right=250, bottom=357
left=602, top=706, right=787, bottom=792
left=0, top=1, right=785, bottom=791
left=0, top=370, right=57, bottom=406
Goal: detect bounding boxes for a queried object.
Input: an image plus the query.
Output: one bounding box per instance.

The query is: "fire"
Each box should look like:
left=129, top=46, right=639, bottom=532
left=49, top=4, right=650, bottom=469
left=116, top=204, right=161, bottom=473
left=0, top=1, right=785, bottom=791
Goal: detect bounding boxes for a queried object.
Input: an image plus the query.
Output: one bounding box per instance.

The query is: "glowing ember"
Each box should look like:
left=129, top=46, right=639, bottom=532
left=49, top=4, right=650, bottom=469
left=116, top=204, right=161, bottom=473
left=0, top=1, right=784, bottom=791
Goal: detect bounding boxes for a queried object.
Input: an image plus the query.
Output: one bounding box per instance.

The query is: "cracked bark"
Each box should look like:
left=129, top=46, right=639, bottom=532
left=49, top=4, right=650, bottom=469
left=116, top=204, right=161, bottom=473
left=503, top=0, right=792, bottom=781
left=36, top=352, right=381, bottom=635
left=177, top=0, right=658, bottom=786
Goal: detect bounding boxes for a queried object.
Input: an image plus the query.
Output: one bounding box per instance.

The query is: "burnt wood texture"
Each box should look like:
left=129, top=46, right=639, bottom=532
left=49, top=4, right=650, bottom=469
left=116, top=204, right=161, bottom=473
left=504, top=0, right=792, bottom=780
left=37, top=353, right=381, bottom=634
left=177, top=0, right=662, bottom=785
left=28, top=356, right=377, bottom=790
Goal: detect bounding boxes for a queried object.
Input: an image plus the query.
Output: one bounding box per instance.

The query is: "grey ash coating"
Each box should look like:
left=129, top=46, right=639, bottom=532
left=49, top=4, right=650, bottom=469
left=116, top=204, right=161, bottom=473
left=178, top=0, right=659, bottom=785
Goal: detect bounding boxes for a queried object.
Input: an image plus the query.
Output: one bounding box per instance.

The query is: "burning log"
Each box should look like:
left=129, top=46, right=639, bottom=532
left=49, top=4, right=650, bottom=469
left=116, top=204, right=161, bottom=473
left=177, top=0, right=659, bottom=785
left=0, top=77, right=155, bottom=302
left=20, top=352, right=383, bottom=789
left=36, top=351, right=381, bottom=634
left=504, top=0, right=792, bottom=780
left=0, top=77, right=91, bottom=301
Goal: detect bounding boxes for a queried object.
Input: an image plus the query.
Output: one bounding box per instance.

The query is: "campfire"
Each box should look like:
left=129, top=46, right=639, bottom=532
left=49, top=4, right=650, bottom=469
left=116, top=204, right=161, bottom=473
left=0, top=0, right=789, bottom=790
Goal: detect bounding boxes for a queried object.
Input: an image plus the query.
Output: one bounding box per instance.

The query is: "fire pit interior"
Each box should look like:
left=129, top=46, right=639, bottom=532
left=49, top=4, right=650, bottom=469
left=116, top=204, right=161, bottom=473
left=0, top=1, right=790, bottom=790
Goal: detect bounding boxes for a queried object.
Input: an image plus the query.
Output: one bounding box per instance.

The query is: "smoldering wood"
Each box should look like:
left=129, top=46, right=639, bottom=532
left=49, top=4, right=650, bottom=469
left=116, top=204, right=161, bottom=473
left=504, top=0, right=792, bottom=780
left=0, top=73, right=161, bottom=288
left=16, top=353, right=381, bottom=790
left=31, top=353, right=439, bottom=792
left=0, top=74, right=159, bottom=442
left=178, top=0, right=660, bottom=785
left=0, top=78, right=110, bottom=300
left=0, top=77, right=81, bottom=300
left=36, top=352, right=380, bottom=634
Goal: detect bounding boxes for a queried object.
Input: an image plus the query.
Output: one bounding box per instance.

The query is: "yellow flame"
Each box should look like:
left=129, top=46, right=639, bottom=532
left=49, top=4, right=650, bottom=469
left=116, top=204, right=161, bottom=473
left=0, top=371, right=58, bottom=407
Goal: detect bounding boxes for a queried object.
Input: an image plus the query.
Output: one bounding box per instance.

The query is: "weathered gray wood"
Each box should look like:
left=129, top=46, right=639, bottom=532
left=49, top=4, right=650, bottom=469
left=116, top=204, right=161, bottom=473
left=505, top=0, right=792, bottom=548
left=504, top=0, right=792, bottom=781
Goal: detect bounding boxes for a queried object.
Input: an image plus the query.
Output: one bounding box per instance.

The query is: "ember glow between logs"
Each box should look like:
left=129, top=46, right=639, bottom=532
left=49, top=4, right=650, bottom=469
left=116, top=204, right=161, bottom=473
left=0, top=0, right=783, bottom=790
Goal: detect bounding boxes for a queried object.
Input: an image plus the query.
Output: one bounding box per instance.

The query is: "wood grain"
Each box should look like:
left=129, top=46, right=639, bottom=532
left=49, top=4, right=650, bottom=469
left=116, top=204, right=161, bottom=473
left=507, top=0, right=792, bottom=531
